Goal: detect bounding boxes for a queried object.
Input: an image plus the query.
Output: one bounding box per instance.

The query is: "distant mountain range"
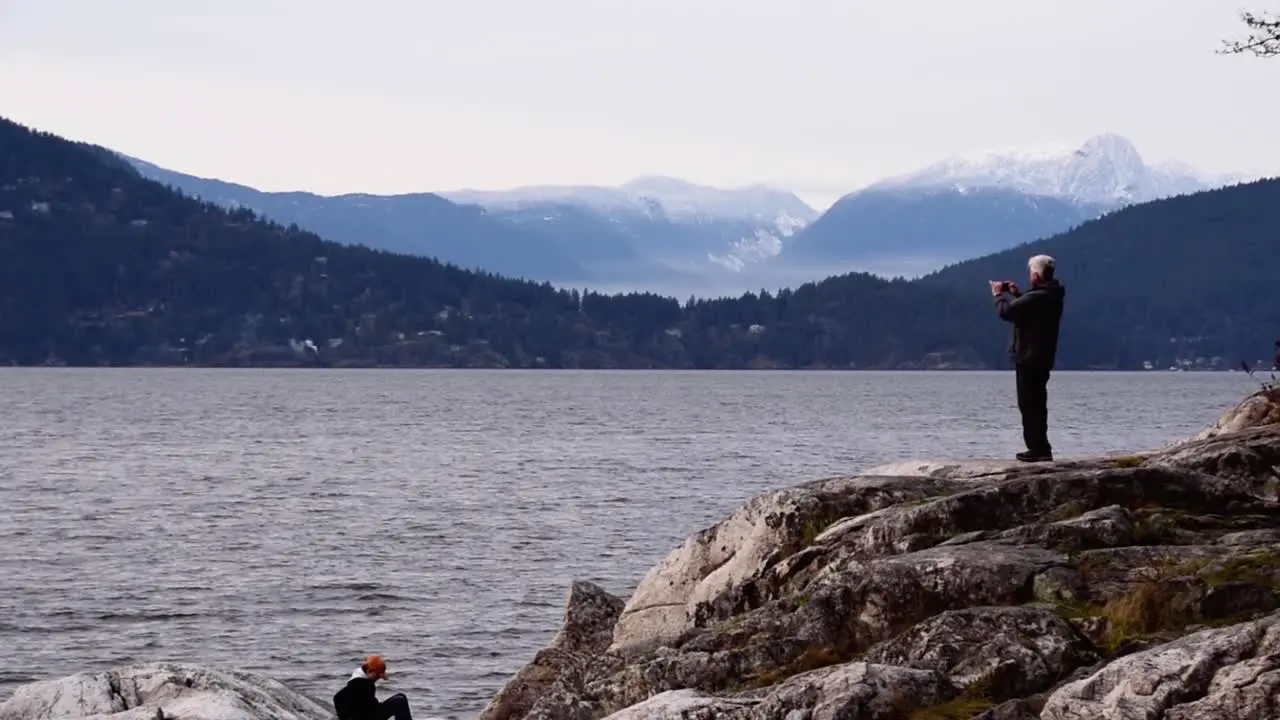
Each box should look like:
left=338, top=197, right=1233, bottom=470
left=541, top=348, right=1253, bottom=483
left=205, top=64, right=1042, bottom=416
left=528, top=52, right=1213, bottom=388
left=123, top=133, right=1245, bottom=295
left=125, top=157, right=818, bottom=294
left=444, top=176, right=816, bottom=227
left=442, top=176, right=822, bottom=294
left=777, top=134, right=1243, bottom=276
left=443, top=176, right=816, bottom=276
left=124, top=156, right=595, bottom=282
left=868, top=133, right=1233, bottom=206
left=4, top=114, right=1279, bottom=370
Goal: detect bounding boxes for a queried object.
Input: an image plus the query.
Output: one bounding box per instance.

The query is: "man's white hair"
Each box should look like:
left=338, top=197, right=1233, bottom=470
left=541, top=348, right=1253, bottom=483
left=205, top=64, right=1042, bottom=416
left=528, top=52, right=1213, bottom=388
left=1028, top=254, right=1056, bottom=278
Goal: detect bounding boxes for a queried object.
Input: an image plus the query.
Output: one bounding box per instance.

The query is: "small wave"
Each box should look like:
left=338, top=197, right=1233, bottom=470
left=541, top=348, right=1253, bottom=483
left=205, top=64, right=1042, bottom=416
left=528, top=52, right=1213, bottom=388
left=40, top=609, right=78, bottom=618
left=514, top=599, right=559, bottom=609
left=285, top=605, right=359, bottom=617
left=305, top=581, right=384, bottom=592
left=354, top=592, right=416, bottom=602
left=0, top=670, right=37, bottom=685
left=7, top=621, right=108, bottom=633
left=93, top=611, right=206, bottom=622
left=49, top=532, right=129, bottom=542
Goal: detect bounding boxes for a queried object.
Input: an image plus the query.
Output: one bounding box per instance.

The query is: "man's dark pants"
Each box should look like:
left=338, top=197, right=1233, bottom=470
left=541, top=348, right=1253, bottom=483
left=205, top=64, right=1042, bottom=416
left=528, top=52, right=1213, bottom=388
left=376, top=694, right=412, bottom=720
left=1015, top=363, right=1052, bottom=456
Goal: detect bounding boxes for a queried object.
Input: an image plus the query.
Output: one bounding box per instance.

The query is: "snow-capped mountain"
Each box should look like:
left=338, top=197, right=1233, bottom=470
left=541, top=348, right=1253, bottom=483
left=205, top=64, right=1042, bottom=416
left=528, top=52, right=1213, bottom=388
left=441, top=176, right=818, bottom=277
left=123, top=153, right=819, bottom=293
left=868, top=133, right=1231, bottom=207
left=781, top=185, right=1108, bottom=272
left=778, top=133, right=1255, bottom=278
left=443, top=175, right=817, bottom=225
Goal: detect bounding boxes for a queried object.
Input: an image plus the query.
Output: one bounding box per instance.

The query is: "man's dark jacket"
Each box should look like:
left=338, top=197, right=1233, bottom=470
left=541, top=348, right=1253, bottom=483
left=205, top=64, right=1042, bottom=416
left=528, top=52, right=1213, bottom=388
left=994, top=279, right=1066, bottom=369
left=333, top=672, right=380, bottom=720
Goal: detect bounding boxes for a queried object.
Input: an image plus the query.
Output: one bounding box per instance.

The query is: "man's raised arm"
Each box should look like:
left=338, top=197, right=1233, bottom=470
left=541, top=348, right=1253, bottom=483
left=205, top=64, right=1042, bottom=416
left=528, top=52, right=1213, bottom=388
left=994, top=287, right=1032, bottom=324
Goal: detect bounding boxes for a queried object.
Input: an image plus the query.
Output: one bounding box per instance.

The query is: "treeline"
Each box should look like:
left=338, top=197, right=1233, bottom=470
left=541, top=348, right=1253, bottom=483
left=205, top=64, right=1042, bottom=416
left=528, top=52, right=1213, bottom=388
left=1, top=116, right=1277, bottom=370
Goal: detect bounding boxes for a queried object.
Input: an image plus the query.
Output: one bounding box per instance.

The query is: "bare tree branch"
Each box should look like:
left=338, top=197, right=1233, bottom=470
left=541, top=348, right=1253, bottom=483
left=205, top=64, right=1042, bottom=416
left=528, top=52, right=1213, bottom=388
left=1220, top=10, right=1280, bottom=57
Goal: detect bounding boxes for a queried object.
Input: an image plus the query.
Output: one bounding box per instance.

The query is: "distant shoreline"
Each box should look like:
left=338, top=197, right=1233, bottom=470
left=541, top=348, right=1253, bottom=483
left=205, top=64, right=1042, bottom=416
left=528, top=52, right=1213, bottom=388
left=0, top=363, right=1265, bottom=372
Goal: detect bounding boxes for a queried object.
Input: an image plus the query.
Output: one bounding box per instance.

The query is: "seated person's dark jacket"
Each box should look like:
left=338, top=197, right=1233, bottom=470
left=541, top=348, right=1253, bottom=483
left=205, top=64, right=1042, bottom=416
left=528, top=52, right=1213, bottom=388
left=333, top=673, right=380, bottom=720
left=994, top=279, right=1066, bottom=369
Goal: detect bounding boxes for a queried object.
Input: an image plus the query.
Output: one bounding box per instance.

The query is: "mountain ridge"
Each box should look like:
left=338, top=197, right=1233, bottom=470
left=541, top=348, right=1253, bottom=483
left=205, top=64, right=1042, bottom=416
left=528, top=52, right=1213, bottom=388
left=920, top=173, right=1280, bottom=369
left=126, top=156, right=819, bottom=292
left=3, top=113, right=1280, bottom=371
left=867, top=132, right=1237, bottom=206
left=779, top=185, right=1109, bottom=272
left=439, top=175, right=819, bottom=282
left=122, top=154, right=594, bottom=282
left=121, top=132, right=1249, bottom=292
left=777, top=133, right=1245, bottom=276
left=443, top=175, right=818, bottom=225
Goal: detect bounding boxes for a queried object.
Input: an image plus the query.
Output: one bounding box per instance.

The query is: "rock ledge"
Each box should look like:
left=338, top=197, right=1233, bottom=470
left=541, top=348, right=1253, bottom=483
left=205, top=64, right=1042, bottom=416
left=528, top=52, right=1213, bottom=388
left=480, top=388, right=1280, bottom=720
left=0, top=662, right=330, bottom=720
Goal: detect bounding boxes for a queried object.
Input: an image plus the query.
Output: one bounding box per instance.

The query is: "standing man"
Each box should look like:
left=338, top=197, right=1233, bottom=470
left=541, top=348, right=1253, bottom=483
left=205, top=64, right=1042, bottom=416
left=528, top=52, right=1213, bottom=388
left=333, top=655, right=413, bottom=720
left=990, top=254, right=1066, bottom=462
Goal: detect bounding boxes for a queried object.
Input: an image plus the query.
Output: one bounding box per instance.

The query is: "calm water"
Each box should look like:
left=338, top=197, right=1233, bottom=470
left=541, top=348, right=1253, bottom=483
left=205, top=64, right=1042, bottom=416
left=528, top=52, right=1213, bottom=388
left=0, top=369, right=1255, bottom=718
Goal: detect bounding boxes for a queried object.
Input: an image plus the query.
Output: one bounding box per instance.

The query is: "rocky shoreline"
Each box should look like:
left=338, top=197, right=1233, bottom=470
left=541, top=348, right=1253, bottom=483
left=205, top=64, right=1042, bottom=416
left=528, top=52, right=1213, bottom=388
left=3, top=388, right=1278, bottom=720
left=477, top=387, right=1280, bottom=720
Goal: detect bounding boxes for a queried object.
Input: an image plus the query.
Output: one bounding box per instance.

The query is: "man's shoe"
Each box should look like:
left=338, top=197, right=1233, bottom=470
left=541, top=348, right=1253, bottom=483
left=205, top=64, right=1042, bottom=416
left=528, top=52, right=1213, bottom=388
left=1016, top=450, right=1054, bottom=463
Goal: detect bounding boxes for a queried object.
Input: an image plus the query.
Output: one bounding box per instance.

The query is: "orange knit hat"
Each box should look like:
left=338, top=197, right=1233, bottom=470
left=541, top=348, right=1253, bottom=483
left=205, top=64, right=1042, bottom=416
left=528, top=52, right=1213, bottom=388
left=364, top=655, right=386, bottom=675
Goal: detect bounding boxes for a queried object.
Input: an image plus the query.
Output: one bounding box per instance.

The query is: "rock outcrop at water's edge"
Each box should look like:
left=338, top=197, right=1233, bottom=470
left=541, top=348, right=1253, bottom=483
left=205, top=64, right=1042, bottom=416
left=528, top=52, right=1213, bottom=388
left=478, top=388, right=1280, bottom=720
left=478, top=580, right=627, bottom=720
left=0, top=662, right=331, bottom=720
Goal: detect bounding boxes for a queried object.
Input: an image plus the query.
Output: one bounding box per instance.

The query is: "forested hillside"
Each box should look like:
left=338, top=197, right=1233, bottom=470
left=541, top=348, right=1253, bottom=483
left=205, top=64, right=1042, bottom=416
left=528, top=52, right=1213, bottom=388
left=0, top=117, right=1015, bottom=369
left=1, top=116, right=1276, bottom=370
left=124, top=156, right=591, bottom=282
left=128, top=156, right=811, bottom=292
left=781, top=186, right=1104, bottom=268
left=922, top=178, right=1280, bottom=369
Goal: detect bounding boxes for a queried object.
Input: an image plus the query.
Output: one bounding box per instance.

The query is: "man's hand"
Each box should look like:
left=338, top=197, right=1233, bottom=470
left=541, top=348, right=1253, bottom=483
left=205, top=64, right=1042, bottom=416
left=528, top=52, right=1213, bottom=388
left=989, top=280, right=1004, bottom=297
left=1007, top=281, right=1021, bottom=297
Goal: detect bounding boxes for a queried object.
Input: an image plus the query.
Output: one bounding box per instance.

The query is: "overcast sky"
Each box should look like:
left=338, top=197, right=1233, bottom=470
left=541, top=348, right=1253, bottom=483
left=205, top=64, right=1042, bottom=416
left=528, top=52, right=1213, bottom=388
left=2, top=0, right=1277, bottom=208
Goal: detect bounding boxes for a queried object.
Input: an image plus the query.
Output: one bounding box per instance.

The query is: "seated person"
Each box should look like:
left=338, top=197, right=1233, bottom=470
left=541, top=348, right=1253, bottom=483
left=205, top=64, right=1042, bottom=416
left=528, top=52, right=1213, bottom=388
left=333, top=655, right=412, bottom=720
